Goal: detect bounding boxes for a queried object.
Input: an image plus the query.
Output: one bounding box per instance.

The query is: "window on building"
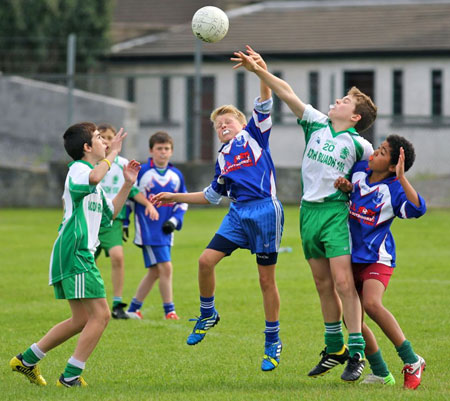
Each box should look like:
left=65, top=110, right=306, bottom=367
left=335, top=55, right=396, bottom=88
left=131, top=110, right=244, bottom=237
left=309, top=71, right=319, bottom=109
left=432, top=70, right=442, bottom=116
left=161, top=77, right=170, bottom=122
left=393, top=70, right=403, bottom=116
left=273, top=71, right=283, bottom=123
left=126, top=77, right=135, bottom=102
left=236, top=71, right=246, bottom=114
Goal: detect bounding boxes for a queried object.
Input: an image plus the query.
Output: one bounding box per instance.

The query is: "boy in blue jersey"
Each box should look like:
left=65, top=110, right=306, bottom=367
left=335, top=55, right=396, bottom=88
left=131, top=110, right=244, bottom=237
left=126, top=131, right=188, bottom=320
left=152, top=49, right=284, bottom=372
left=335, top=135, right=426, bottom=389
left=234, top=46, right=377, bottom=381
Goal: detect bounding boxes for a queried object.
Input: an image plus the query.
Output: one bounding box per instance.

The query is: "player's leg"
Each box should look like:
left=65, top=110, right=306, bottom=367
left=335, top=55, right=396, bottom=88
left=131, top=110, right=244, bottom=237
left=186, top=246, right=227, bottom=345
left=127, top=267, right=159, bottom=319
left=157, top=261, right=179, bottom=319
left=362, top=276, right=424, bottom=389
left=307, top=257, right=349, bottom=377
left=57, top=297, right=109, bottom=387
left=361, top=320, right=396, bottom=385
left=108, top=245, right=129, bottom=319
left=258, top=261, right=282, bottom=372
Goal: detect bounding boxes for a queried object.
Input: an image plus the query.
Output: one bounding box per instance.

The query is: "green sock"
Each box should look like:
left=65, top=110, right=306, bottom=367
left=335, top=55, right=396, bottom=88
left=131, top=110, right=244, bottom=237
left=324, top=321, right=345, bottom=354
left=367, top=349, right=390, bottom=377
left=63, top=363, right=83, bottom=380
left=348, top=332, right=365, bottom=358
left=112, top=297, right=123, bottom=308
left=396, top=339, right=418, bottom=364
left=22, top=348, right=40, bottom=365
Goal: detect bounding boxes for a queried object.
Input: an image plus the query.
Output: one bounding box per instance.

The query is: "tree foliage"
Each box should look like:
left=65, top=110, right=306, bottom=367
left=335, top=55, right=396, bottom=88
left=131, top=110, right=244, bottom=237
left=0, top=0, right=114, bottom=74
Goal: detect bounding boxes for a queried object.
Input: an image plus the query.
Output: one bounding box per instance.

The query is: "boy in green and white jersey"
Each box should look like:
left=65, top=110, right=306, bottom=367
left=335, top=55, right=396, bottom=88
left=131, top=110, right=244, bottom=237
left=234, top=46, right=377, bottom=381
left=10, top=122, right=140, bottom=387
left=95, top=124, right=156, bottom=319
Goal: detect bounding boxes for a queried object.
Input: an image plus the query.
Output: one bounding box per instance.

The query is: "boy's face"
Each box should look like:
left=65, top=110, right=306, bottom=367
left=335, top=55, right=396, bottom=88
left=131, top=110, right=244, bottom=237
left=214, top=113, right=246, bottom=143
left=99, top=129, right=116, bottom=155
left=150, top=142, right=173, bottom=168
left=89, top=130, right=107, bottom=160
left=368, top=140, right=395, bottom=174
left=328, top=95, right=361, bottom=125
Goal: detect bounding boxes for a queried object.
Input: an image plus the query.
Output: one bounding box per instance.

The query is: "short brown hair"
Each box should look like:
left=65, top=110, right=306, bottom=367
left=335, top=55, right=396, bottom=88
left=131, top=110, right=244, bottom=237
left=97, top=123, right=117, bottom=135
left=63, top=122, right=97, bottom=161
left=210, top=105, right=247, bottom=126
left=149, top=131, right=173, bottom=149
left=347, top=86, right=377, bottom=133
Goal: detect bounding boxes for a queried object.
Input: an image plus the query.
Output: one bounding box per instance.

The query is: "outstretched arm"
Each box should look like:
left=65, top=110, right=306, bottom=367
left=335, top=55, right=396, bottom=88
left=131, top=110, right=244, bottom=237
left=151, top=191, right=209, bottom=207
left=244, top=45, right=271, bottom=102
left=396, top=147, right=420, bottom=207
left=231, top=46, right=306, bottom=119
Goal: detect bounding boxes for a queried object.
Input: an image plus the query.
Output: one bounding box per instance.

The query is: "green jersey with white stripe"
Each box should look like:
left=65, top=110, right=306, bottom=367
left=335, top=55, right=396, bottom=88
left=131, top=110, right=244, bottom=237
left=49, top=160, right=114, bottom=285
left=100, top=155, right=139, bottom=220
left=298, top=105, right=373, bottom=203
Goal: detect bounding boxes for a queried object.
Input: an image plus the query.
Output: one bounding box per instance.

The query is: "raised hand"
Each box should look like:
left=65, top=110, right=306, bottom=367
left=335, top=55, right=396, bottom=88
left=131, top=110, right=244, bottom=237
left=396, top=147, right=405, bottom=179
left=245, top=45, right=267, bottom=70
left=123, top=160, right=141, bottom=184
left=109, top=128, right=128, bottom=155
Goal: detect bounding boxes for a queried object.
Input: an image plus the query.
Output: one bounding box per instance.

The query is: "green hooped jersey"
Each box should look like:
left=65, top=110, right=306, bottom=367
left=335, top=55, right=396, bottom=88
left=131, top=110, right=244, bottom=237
left=100, top=155, right=139, bottom=220
left=49, top=160, right=114, bottom=285
left=298, top=105, right=373, bottom=203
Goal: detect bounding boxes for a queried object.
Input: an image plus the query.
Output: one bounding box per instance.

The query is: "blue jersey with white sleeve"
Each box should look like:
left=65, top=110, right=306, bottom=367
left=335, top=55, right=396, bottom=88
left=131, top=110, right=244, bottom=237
left=349, top=161, right=426, bottom=266
left=133, top=158, right=188, bottom=246
left=204, top=97, right=277, bottom=204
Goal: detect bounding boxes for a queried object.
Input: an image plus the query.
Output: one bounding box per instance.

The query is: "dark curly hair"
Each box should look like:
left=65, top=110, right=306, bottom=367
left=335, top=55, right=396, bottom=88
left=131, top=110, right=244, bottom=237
left=386, top=134, right=416, bottom=173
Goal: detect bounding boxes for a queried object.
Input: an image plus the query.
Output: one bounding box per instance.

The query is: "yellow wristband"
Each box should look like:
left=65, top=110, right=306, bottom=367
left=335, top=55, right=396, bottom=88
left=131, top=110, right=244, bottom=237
left=102, top=158, right=112, bottom=170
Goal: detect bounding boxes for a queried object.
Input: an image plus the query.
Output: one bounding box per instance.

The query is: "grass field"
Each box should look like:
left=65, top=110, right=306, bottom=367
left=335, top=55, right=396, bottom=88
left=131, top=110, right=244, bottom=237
left=1, top=206, right=449, bottom=401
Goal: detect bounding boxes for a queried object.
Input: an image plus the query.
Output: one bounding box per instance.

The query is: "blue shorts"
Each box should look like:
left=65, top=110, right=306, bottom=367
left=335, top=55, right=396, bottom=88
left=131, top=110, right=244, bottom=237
left=216, top=198, right=284, bottom=254
left=142, top=245, right=171, bottom=267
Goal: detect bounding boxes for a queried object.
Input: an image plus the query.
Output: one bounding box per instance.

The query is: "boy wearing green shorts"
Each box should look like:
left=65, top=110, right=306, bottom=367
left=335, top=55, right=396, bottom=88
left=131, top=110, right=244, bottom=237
left=234, top=46, right=377, bottom=381
left=10, top=122, right=140, bottom=387
left=95, top=124, right=156, bottom=319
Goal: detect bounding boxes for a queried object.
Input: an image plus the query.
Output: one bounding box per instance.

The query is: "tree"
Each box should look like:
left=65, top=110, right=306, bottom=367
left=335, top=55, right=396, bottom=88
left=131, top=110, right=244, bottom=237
left=0, top=0, right=114, bottom=74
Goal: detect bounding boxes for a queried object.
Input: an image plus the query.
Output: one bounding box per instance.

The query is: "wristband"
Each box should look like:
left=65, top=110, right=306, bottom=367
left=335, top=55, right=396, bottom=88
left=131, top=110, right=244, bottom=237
left=102, top=158, right=112, bottom=170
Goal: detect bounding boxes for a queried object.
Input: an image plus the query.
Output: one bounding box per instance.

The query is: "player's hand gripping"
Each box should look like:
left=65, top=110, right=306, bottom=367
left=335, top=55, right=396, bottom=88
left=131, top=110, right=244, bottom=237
left=334, top=176, right=353, bottom=193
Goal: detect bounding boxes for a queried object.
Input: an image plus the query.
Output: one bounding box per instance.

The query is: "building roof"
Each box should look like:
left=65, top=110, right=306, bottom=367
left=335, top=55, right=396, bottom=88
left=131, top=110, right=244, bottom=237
left=110, top=0, right=450, bottom=59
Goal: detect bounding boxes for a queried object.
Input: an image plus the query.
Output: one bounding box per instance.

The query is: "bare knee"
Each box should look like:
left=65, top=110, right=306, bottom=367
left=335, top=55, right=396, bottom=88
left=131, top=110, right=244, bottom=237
left=334, top=277, right=355, bottom=297
left=313, top=275, right=335, bottom=295
left=198, top=253, right=216, bottom=274
left=363, top=297, right=383, bottom=317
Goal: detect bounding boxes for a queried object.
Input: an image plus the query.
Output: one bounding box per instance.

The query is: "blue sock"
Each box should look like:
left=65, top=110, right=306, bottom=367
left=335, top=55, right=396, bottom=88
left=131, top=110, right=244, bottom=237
left=200, top=295, right=215, bottom=317
left=264, top=320, right=280, bottom=344
left=163, top=302, right=175, bottom=314
left=128, top=298, right=143, bottom=313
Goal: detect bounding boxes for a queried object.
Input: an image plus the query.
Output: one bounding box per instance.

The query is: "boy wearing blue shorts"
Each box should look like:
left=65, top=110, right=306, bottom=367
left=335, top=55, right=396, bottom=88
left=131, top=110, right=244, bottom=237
left=335, top=135, right=426, bottom=389
left=126, top=131, right=188, bottom=320
left=234, top=45, right=377, bottom=381
left=152, top=50, right=284, bottom=372
left=10, top=123, right=140, bottom=387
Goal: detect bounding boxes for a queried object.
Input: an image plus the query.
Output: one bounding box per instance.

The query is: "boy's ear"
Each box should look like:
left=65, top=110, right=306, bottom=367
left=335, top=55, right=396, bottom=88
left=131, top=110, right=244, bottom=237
left=351, top=113, right=362, bottom=123
left=83, top=142, right=92, bottom=154
left=388, top=164, right=397, bottom=173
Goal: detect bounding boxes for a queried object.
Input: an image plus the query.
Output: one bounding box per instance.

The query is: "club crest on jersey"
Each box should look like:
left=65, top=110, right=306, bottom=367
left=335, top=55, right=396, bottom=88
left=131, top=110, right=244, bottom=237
left=234, top=135, right=246, bottom=147
left=373, top=191, right=384, bottom=205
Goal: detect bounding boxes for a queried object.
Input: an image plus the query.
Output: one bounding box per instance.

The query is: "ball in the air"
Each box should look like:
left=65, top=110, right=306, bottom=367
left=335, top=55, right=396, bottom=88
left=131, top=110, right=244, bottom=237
left=192, top=6, right=229, bottom=43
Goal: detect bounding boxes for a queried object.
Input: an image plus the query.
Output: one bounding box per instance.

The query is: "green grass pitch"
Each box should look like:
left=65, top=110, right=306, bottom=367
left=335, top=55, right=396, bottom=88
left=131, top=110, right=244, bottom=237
left=1, top=206, right=449, bottom=400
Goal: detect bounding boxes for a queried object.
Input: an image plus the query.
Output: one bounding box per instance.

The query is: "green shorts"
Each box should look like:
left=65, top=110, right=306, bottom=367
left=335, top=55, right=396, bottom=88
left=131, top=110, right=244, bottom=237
left=95, top=219, right=123, bottom=258
left=53, top=266, right=106, bottom=299
left=300, top=200, right=351, bottom=259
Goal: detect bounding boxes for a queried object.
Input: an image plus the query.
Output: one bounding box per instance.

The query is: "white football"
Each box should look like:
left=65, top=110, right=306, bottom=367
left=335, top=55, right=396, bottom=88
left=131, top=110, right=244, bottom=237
left=192, top=6, right=229, bottom=43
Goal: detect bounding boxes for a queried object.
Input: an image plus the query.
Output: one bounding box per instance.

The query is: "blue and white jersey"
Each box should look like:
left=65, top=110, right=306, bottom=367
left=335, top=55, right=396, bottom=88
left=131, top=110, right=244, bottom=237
left=204, top=98, right=277, bottom=204
left=349, top=161, right=426, bottom=266
left=133, top=158, right=188, bottom=246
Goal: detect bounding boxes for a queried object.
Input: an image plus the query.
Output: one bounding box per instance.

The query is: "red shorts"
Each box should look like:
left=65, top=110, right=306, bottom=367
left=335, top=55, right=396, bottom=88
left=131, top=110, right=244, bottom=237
left=352, top=263, right=394, bottom=293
